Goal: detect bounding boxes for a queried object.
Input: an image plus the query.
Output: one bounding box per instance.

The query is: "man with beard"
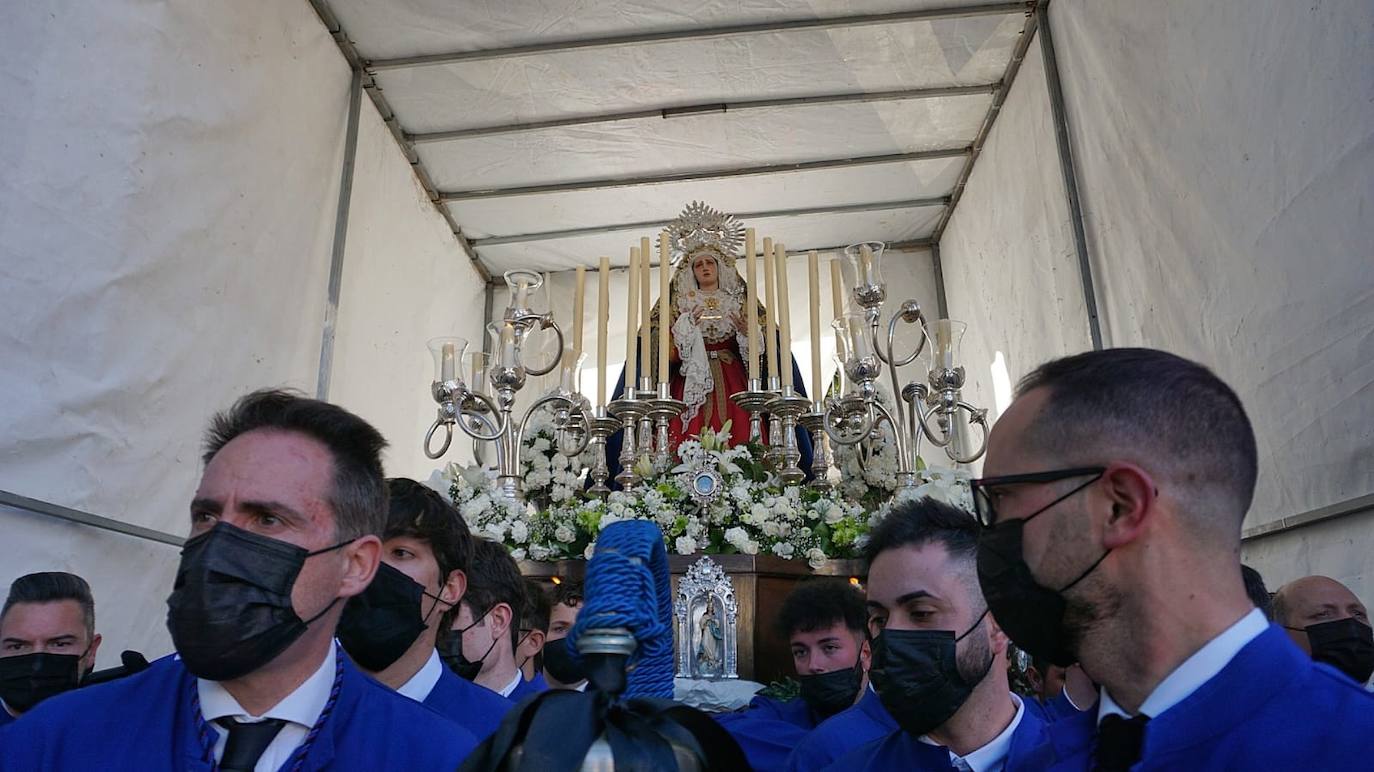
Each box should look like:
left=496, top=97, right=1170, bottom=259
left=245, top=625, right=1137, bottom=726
left=0, top=572, right=101, bottom=725
left=975, top=348, right=1374, bottom=770
left=1273, top=575, right=1373, bottom=686
left=336, top=478, right=513, bottom=740
left=0, top=390, right=475, bottom=769
left=716, top=580, right=871, bottom=770
left=821, top=497, right=1051, bottom=770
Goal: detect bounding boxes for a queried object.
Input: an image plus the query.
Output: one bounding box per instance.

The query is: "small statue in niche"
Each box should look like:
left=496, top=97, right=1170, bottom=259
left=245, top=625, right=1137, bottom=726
left=695, top=600, right=724, bottom=677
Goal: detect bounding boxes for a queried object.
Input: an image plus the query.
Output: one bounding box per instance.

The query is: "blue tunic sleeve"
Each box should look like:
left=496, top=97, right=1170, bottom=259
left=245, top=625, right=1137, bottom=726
left=423, top=666, right=515, bottom=740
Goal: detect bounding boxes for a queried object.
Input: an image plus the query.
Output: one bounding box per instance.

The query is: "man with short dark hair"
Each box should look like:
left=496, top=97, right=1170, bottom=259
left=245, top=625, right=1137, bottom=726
left=0, top=389, right=476, bottom=769
left=337, top=478, right=513, bottom=740
left=1273, top=575, right=1372, bottom=685
left=974, top=348, right=1374, bottom=769
left=718, top=580, right=871, bottom=770
left=816, top=498, right=1050, bottom=770
left=444, top=539, right=542, bottom=701
left=515, top=578, right=550, bottom=691
left=0, top=572, right=101, bottom=725
left=540, top=580, right=587, bottom=691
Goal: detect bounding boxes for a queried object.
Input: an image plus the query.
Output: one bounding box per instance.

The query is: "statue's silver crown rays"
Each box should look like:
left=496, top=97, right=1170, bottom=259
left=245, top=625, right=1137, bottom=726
left=664, top=201, right=746, bottom=265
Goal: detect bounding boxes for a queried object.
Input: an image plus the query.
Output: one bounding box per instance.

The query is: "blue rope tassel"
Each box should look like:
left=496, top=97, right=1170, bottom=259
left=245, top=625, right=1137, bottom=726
left=570, top=520, right=675, bottom=698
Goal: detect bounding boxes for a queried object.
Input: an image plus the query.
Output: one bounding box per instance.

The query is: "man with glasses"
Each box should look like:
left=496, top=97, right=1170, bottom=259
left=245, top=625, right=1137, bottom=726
left=973, top=348, right=1374, bottom=770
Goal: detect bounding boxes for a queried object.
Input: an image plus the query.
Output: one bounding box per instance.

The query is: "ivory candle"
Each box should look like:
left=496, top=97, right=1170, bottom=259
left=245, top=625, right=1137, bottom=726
left=440, top=342, right=456, bottom=382
left=639, top=236, right=652, bottom=388
left=859, top=244, right=873, bottom=287
left=830, top=258, right=845, bottom=320
left=808, top=251, right=821, bottom=400
left=625, top=247, right=639, bottom=388
left=515, top=280, right=530, bottom=309
left=572, top=266, right=586, bottom=359
left=597, top=256, right=610, bottom=407
left=936, top=320, right=954, bottom=370
left=658, top=232, right=671, bottom=385
left=500, top=323, right=517, bottom=369
left=762, top=237, right=778, bottom=382
left=744, top=228, right=759, bottom=382
left=774, top=243, right=793, bottom=390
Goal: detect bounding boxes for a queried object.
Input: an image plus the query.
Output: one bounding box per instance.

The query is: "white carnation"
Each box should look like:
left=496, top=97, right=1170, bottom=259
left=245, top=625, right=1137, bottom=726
left=675, top=536, right=697, bottom=556
left=509, top=520, right=529, bottom=542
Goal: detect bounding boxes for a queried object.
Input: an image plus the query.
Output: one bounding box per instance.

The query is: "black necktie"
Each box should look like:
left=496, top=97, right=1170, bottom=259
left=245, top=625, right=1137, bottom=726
left=1094, top=713, right=1150, bottom=772
left=219, top=717, right=288, bottom=772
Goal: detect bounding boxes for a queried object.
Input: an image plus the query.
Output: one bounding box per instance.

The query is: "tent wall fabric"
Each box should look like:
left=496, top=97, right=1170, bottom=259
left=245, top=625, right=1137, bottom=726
left=0, top=0, right=485, bottom=665
left=1045, top=0, right=1374, bottom=600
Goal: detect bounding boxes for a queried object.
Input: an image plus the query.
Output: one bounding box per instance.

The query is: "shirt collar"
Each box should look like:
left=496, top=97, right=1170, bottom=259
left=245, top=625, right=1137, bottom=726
left=395, top=649, right=444, bottom=703
left=499, top=670, right=523, bottom=698
left=198, top=645, right=336, bottom=728
left=1098, top=608, right=1267, bottom=723
left=919, top=693, right=1024, bottom=772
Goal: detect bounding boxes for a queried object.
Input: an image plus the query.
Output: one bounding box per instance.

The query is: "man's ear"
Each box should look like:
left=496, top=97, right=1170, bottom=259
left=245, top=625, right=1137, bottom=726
left=84, top=633, right=103, bottom=673
left=1100, top=463, right=1156, bottom=550
left=859, top=637, right=872, bottom=671
left=441, top=569, right=467, bottom=607
left=986, top=612, right=1010, bottom=656
left=338, top=535, right=382, bottom=598
left=488, top=602, right=514, bottom=640
left=524, top=628, right=546, bottom=656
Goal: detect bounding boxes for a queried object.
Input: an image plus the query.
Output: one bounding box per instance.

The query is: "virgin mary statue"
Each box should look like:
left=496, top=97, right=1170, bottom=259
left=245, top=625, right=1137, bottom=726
left=604, top=202, right=812, bottom=482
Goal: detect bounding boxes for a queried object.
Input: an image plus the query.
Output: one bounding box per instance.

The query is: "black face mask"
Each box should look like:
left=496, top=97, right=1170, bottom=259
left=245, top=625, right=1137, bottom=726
left=0, top=650, right=88, bottom=713
left=1294, top=618, right=1374, bottom=683
left=166, top=523, right=351, bottom=681
left=541, top=636, right=588, bottom=686
left=976, top=476, right=1108, bottom=668
left=338, top=562, right=448, bottom=672
left=797, top=657, right=865, bottom=719
left=870, top=612, right=993, bottom=737
left=439, top=608, right=498, bottom=681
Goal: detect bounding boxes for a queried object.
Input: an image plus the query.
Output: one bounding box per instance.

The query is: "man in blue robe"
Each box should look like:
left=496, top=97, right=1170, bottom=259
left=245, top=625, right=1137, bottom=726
left=715, top=580, right=870, bottom=770
left=973, top=348, right=1374, bottom=770
left=783, top=686, right=898, bottom=771
left=0, top=390, right=476, bottom=769
left=446, top=539, right=543, bottom=703
left=514, top=578, right=551, bottom=697
left=336, top=478, right=513, bottom=740
left=819, top=498, right=1052, bottom=771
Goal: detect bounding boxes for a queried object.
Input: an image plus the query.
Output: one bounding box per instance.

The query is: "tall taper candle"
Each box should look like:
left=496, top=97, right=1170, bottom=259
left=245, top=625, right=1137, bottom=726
left=830, top=258, right=844, bottom=321
left=808, top=250, right=821, bottom=400
left=744, top=228, right=759, bottom=382
left=572, top=266, right=586, bottom=360
left=625, top=247, right=639, bottom=389
left=762, top=236, right=778, bottom=382
left=658, top=231, right=671, bottom=385
left=774, top=243, right=793, bottom=390
left=639, top=236, right=652, bottom=387
left=597, top=256, right=610, bottom=407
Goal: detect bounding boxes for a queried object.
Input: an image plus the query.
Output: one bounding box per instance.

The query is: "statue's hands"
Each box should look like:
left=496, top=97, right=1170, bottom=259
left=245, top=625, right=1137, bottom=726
left=729, top=311, right=746, bottom=334
left=690, top=306, right=705, bottom=324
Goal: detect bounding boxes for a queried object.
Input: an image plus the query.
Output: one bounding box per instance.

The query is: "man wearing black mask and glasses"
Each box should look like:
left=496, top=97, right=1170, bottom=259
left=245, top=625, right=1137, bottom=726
left=717, top=579, right=871, bottom=770
left=974, top=348, right=1374, bottom=770
left=336, top=478, right=514, bottom=740
left=0, top=572, right=101, bottom=725
left=819, top=497, right=1051, bottom=770
left=1273, top=575, right=1373, bottom=686
left=0, top=390, right=476, bottom=769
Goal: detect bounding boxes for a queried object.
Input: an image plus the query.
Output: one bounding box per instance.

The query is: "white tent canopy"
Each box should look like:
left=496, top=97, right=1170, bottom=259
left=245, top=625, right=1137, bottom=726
left=1, top=0, right=1371, bottom=666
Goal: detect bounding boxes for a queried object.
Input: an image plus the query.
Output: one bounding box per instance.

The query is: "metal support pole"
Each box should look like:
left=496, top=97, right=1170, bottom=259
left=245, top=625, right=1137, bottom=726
left=930, top=243, right=950, bottom=319
left=316, top=67, right=364, bottom=399
left=1, top=490, right=184, bottom=547
left=1037, top=2, right=1103, bottom=350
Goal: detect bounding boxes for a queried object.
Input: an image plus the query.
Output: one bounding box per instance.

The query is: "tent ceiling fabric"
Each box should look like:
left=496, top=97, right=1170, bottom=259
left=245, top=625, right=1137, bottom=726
left=324, top=0, right=1031, bottom=274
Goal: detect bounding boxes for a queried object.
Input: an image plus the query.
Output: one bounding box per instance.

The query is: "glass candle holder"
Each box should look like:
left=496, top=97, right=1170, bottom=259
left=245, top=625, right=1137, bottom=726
left=427, top=336, right=468, bottom=384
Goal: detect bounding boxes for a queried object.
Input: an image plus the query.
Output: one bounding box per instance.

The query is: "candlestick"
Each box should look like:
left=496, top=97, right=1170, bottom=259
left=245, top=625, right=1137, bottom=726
left=625, top=246, right=639, bottom=386
left=744, top=228, right=759, bottom=382
left=597, top=256, right=609, bottom=408
left=572, top=266, right=585, bottom=359
left=860, top=244, right=873, bottom=287
left=639, top=236, right=652, bottom=388
left=808, top=250, right=821, bottom=401
left=775, top=243, right=793, bottom=390
left=658, top=232, right=670, bottom=385
left=762, top=236, right=778, bottom=382
left=499, top=322, right=517, bottom=369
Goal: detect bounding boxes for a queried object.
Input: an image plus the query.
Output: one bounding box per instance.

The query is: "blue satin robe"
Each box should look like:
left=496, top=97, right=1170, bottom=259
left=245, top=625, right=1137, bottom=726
left=783, top=688, right=899, bottom=771
left=822, top=697, right=1053, bottom=770
left=422, top=664, right=515, bottom=741
left=715, top=695, right=819, bottom=770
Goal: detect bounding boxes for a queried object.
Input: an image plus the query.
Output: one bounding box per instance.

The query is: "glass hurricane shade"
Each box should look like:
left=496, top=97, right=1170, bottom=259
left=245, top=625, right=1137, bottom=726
left=841, top=241, right=886, bottom=291
left=428, top=336, right=469, bottom=384
left=927, top=319, right=967, bottom=371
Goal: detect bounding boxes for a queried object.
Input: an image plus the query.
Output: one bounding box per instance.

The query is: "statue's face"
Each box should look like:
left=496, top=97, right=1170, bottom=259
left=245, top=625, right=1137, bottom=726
left=692, top=254, right=718, bottom=290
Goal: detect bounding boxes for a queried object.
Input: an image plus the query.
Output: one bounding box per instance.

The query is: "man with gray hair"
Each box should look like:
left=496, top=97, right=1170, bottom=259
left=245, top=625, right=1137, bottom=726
left=0, top=572, right=101, bottom=725
left=0, top=389, right=477, bottom=769
left=973, top=348, right=1374, bottom=769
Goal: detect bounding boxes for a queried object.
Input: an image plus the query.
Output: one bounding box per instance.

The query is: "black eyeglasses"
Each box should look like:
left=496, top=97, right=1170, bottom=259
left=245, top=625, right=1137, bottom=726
left=970, top=466, right=1106, bottom=527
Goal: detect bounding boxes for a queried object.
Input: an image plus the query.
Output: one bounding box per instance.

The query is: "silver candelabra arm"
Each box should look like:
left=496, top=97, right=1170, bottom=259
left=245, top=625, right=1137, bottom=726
left=424, top=382, right=506, bottom=459
left=508, top=310, right=566, bottom=377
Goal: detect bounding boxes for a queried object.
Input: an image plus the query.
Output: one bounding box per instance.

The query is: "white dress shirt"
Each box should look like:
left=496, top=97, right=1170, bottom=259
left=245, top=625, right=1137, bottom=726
left=395, top=649, right=444, bottom=704
left=498, top=670, right=523, bottom=698
left=198, top=645, right=336, bottom=772
left=1098, top=608, right=1268, bottom=724
left=919, top=693, right=1025, bottom=772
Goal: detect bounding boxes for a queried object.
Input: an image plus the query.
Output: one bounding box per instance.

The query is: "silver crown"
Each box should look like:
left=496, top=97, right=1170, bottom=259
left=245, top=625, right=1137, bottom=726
left=663, top=201, right=745, bottom=265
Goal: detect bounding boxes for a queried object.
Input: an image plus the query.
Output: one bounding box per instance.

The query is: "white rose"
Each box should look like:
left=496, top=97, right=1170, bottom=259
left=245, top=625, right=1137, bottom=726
left=771, top=542, right=795, bottom=558
left=741, top=540, right=759, bottom=556
left=529, top=544, right=551, bottom=561
left=510, top=547, right=527, bottom=561
left=824, top=507, right=844, bottom=525
left=675, top=536, right=697, bottom=556
left=724, top=527, right=749, bottom=549
left=554, top=525, right=575, bottom=543
left=806, top=548, right=827, bottom=569
left=510, top=520, right=530, bottom=542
